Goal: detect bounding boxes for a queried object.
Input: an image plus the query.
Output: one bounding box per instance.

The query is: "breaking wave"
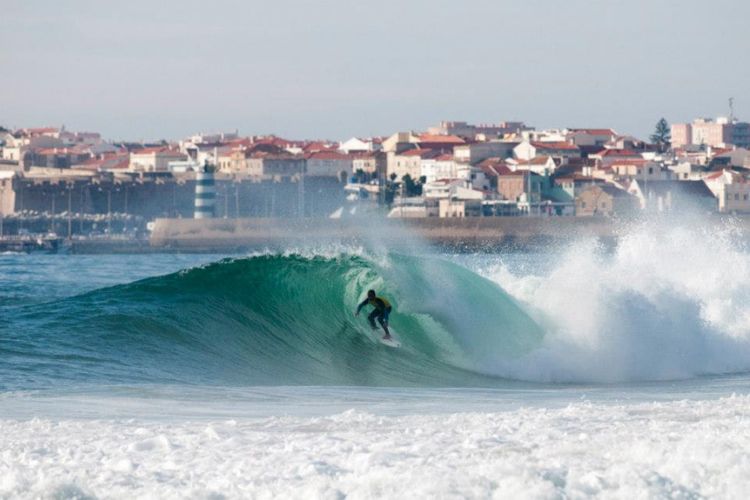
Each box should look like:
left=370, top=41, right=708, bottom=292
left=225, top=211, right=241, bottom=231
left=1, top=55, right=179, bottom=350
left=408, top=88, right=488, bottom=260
left=6, top=217, right=750, bottom=389
left=2, top=253, right=542, bottom=389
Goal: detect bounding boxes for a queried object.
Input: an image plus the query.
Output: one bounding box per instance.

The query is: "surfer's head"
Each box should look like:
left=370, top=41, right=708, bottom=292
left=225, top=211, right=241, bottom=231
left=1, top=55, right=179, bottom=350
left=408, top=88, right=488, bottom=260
left=367, top=289, right=376, bottom=299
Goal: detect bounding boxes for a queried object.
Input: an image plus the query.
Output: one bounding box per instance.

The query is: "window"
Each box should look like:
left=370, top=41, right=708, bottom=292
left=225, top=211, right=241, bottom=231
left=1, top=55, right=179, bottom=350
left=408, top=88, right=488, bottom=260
left=736, top=194, right=740, bottom=201
left=648, top=167, right=654, bottom=174
left=744, top=194, right=748, bottom=201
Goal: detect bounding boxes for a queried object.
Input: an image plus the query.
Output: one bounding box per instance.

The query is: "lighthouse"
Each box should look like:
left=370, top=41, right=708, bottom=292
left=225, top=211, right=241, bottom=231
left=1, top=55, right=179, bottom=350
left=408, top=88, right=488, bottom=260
left=194, top=160, right=216, bottom=219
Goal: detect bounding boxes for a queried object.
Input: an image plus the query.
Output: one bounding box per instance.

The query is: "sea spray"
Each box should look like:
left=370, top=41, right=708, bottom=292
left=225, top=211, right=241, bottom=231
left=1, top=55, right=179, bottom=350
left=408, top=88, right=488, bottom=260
left=483, top=218, right=750, bottom=382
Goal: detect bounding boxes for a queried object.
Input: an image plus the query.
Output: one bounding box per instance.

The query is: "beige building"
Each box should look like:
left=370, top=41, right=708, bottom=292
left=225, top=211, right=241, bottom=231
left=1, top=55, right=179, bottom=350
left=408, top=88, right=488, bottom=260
left=305, top=151, right=353, bottom=178
left=439, top=198, right=481, bottom=218
left=245, top=153, right=305, bottom=178
left=721, top=182, right=750, bottom=213
left=671, top=117, right=750, bottom=148
left=352, top=152, right=387, bottom=176
left=575, top=184, right=636, bottom=216
left=389, top=148, right=430, bottom=180
left=497, top=170, right=543, bottom=203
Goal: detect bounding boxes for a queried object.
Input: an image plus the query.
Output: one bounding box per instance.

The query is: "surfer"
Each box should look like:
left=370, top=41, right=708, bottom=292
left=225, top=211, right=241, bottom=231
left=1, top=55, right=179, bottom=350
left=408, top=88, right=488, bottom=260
left=355, top=289, right=393, bottom=340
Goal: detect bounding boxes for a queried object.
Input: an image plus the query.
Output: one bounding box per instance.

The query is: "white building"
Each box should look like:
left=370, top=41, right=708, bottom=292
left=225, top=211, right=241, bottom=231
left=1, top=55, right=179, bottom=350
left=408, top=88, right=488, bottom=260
left=129, top=147, right=187, bottom=172
left=339, top=137, right=382, bottom=154
left=514, top=140, right=580, bottom=162
left=507, top=155, right=559, bottom=176
left=421, top=154, right=457, bottom=183
left=669, top=162, right=704, bottom=181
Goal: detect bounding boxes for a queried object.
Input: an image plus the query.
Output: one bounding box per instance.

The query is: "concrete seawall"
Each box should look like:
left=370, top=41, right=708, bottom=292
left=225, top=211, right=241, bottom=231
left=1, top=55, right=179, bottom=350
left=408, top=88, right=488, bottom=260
left=149, top=217, right=629, bottom=251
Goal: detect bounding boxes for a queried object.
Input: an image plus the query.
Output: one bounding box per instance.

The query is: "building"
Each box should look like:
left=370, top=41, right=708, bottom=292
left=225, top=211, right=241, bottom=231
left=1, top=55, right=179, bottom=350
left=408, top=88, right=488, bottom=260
left=514, top=140, right=580, bottom=162
left=389, top=148, right=434, bottom=180
left=382, top=132, right=419, bottom=153
left=415, top=134, right=465, bottom=152
left=669, top=161, right=705, bottom=181
left=339, top=137, right=382, bottom=154
left=497, top=169, right=544, bottom=203
left=507, top=155, right=559, bottom=176
left=549, top=174, right=606, bottom=203
left=575, top=184, right=637, bottom=216
left=427, top=121, right=529, bottom=139
left=590, top=148, right=642, bottom=167
left=610, top=159, right=670, bottom=182
left=245, top=153, right=305, bottom=178
left=129, top=147, right=187, bottom=172
left=566, top=128, right=618, bottom=147
left=453, top=141, right=517, bottom=164
left=671, top=117, right=750, bottom=149
left=421, top=154, right=458, bottom=183
left=720, top=182, right=750, bottom=213
left=439, top=198, right=482, bottom=218
left=305, top=151, right=353, bottom=178
left=352, top=152, right=387, bottom=177
left=31, top=147, right=92, bottom=168
left=627, top=180, right=716, bottom=212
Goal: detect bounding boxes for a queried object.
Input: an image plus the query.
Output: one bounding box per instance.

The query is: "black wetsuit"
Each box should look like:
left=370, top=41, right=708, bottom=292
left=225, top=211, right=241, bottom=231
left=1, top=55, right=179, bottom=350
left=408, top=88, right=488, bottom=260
left=356, top=296, right=392, bottom=329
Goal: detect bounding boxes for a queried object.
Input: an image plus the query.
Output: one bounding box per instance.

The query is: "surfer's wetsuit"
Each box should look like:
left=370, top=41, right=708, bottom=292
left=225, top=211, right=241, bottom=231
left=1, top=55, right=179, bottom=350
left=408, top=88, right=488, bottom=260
left=356, top=296, right=392, bottom=330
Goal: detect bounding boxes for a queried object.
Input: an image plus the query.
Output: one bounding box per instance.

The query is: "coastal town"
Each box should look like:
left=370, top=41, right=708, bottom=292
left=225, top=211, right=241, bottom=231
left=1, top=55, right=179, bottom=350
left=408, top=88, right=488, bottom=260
left=1, top=114, right=750, bottom=250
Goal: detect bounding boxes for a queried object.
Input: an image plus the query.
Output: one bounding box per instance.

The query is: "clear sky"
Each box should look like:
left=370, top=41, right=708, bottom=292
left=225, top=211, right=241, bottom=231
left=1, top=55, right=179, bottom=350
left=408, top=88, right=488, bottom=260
left=1, top=0, right=748, bottom=142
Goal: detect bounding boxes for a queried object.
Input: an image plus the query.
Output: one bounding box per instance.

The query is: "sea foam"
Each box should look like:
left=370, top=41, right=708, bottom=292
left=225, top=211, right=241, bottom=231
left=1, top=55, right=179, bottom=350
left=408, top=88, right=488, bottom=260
left=482, top=218, right=750, bottom=382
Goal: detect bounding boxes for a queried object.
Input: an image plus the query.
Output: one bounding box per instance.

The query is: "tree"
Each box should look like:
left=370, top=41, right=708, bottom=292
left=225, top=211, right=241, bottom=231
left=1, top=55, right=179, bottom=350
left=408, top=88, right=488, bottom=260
left=650, top=118, right=671, bottom=152
left=402, top=174, right=419, bottom=197
left=354, top=168, right=366, bottom=183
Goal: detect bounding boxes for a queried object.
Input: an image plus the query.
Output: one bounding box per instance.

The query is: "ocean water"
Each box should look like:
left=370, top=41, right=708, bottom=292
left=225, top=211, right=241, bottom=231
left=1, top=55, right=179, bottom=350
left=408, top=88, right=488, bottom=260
left=2, top=220, right=750, bottom=499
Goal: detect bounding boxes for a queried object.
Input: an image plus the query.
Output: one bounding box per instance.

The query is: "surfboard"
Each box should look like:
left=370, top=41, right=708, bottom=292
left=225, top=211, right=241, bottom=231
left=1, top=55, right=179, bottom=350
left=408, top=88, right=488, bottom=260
left=378, top=331, right=401, bottom=348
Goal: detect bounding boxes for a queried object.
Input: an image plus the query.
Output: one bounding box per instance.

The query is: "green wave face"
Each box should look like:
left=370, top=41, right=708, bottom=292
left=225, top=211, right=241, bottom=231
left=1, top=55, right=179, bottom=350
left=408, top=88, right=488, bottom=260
left=8, top=254, right=545, bottom=388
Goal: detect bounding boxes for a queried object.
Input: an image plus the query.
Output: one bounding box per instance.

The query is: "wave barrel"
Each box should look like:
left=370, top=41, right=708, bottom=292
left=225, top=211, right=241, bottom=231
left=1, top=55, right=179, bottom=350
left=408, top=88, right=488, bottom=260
left=194, top=161, right=216, bottom=219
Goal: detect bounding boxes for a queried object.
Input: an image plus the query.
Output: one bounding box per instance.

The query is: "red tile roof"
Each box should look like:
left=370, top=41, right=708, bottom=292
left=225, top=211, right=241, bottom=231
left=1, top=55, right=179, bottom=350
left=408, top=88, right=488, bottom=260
left=512, top=155, right=556, bottom=166
left=400, top=148, right=440, bottom=159
left=531, top=141, right=579, bottom=151
left=306, top=151, right=352, bottom=161
left=480, top=163, right=512, bottom=176
left=418, top=134, right=465, bottom=145
left=595, top=149, right=640, bottom=157
left=704, top=170, right=725, bottom=180
left=131, top=146, right=174, bottom=155
left=303, top=141, right=337, bottom=152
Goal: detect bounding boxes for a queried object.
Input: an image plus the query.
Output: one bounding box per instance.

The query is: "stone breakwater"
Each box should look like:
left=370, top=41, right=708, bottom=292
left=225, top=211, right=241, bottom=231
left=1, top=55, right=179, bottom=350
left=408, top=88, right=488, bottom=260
left=149, top=216, right=631, bottom=251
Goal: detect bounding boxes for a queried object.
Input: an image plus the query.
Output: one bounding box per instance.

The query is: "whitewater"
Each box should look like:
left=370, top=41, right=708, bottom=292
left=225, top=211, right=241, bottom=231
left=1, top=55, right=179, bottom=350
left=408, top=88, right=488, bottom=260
left=2, top=219, right=750, bottom=498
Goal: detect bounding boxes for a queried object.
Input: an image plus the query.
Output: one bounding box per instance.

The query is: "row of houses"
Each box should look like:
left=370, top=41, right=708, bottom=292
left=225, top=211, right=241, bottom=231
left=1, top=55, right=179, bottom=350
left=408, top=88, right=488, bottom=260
left=4, top=117, right=750, bottom=220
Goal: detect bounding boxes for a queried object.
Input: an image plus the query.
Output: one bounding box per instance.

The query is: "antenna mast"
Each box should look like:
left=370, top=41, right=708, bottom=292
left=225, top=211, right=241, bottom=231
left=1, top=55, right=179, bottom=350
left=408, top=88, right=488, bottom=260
left=729, top=97, right=735, bottom=122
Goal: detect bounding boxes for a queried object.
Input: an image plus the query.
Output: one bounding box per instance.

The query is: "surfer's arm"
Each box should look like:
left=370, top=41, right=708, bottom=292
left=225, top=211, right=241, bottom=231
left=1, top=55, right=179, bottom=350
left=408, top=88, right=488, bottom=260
left=355, top=298, right=368, bottom=315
